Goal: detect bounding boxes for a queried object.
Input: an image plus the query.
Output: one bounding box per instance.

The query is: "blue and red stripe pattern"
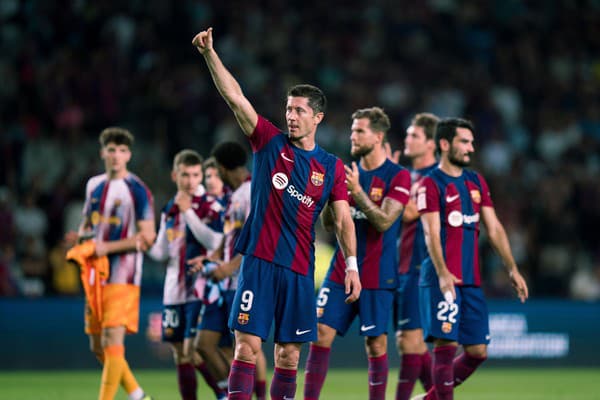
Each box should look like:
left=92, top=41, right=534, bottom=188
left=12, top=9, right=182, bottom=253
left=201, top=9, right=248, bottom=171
left=235, top=115, right=348, bottom=277
left=417, top=168, right=493, bottom=287
left=326, top=159, right=411, bottom=289
left=397, top=164, right=438, bottom=276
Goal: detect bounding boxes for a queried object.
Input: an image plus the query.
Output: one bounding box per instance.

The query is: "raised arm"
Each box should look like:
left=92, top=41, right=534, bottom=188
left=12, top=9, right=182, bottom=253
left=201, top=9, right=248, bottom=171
left=345, top=162, right=404, bottom=232
left=329, top=199, right=361, bottom=303
left=480, top=206, right=529, bottom=303
left=192, top=27, right=258, bottom=136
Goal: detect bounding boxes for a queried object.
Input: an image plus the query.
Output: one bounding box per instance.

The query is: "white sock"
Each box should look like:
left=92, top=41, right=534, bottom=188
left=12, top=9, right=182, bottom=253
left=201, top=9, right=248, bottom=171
left=128, top=387, right=145, bottom=400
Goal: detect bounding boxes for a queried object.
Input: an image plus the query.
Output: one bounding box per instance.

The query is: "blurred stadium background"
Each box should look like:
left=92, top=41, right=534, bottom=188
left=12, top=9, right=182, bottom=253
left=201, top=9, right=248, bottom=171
left=0, top=0, right=599, bottom=397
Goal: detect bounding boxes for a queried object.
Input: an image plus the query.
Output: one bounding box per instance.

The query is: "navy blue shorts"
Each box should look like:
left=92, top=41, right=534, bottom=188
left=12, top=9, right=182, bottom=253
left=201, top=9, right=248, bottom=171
left=394, top=273, right=422, bottom=331
left=317, top=280, right=394, bottom=337
left=162, top=300, right=203, bottom=343
left=420, top=285, right=490, bottom=345
left=228, top=255, right=317, bottom=343
left=199, top=290, right=235, bottom=348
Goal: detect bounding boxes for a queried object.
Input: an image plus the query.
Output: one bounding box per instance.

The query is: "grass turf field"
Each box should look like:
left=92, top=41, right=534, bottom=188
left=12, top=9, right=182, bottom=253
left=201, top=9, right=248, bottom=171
left=0, top=368, right=598, bottom=399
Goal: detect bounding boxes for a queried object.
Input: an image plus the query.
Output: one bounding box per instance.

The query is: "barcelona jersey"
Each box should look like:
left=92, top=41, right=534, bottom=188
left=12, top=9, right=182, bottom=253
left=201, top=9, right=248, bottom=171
left=417, top=168, right=493, bottom=287
left=326, top=159, right=410, bottom=289
left=235, top=115, right=348, bottom=277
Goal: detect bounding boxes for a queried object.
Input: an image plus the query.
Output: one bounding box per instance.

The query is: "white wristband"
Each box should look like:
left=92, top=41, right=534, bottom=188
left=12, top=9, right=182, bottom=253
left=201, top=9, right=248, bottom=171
left=345, top=256, right=358, bottom=273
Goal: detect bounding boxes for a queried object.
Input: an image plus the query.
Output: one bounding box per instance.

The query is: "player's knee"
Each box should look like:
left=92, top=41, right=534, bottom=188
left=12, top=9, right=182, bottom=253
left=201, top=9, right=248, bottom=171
left=234, top=340, right=258, bottom=364
left=275, top=345, right=300, bottom=369
left=465, top=345, right=488, bottom=360
left=365, top=335, right=387, bottom=357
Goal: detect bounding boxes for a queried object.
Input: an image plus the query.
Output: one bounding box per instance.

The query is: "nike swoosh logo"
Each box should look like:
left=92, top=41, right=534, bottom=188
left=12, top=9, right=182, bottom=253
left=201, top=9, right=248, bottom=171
left=229, top=390, right=243, bottom=394
left=443, top=381, right=454, bottom=386
left=397, top=318, right=410, bottom=325
left=369, top=381, right=384, bottom=386
left=296, top=329, right=311, bottom=335
left=446, top=194, right=459, bottom=202
left=360, top=324, right=376, bottom=332
left=283, top=396, right=294, bottom=400
left=281, top=152, right=294, bottom=162
left=394, top=186, right=410, bottom=195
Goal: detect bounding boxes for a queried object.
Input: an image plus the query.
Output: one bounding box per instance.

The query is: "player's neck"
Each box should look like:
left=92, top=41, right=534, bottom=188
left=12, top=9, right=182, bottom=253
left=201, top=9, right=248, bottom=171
left=290, top=131, right=316, bottom=151
left=411, top=153, right=437, bottom=170
left=107, top=169, right=128, bottom=180
left=360, top=147, right=386, bottom=171
left=439, top=159, right=463, bottom=177
left=231, top=168, right=250, bottom=190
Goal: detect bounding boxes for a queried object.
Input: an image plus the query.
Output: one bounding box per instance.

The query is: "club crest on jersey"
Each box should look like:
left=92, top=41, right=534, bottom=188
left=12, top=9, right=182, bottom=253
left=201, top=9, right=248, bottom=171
left=470, top=190, right=481, bottom=204
left=238, top=312, right=250, bottom=325
left=369, top=187, right=383, bottom=202
left=442, top=322, right=453, bottom=333
left=311, top=171, right=324, bottom=186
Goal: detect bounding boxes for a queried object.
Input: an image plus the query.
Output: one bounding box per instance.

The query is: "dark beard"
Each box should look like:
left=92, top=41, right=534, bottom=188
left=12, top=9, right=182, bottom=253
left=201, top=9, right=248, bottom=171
left=351, top=145, right=374, bottom=158
left=448, top=149, right=471, bottom=167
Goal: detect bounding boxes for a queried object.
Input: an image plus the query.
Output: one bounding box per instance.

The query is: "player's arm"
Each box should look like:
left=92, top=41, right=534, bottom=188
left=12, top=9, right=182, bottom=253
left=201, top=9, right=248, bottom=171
left=481, top=206, right=529, bottom=302
left=345, top=161, right=404, bottom=232
left=95, top=219, right=156, bottom=257
left=192, top=27, right=258, bottom=136
left=320, top=203, right=335, bottom=232
left=401, top=200, right=420, bottom=223
left=146, top=214, right=169, bottom=262
left=329, top=199, right=361, bottom=303
left=176, top=192, right=224, bottom=251
left=421, top=211, right=461, bottom=302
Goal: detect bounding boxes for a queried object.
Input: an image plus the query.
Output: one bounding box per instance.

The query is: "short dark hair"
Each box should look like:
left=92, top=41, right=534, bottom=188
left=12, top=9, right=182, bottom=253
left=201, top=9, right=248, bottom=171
left=287, top=84, right=327, bottom=114
left=211, top=141, right=248, bottom=170
left=351, top=107, right=391, bottom=134
left=411, top=112, right=440, bottom=140
left=435, top=118, right=475, bottom=154
left=173, top=149, right=203, bottom=170
left=99, top=127, right=134, bottom=147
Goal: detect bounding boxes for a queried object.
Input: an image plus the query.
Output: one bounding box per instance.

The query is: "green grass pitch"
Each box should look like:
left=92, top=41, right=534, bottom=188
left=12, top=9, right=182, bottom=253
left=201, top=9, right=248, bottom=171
left=0, top=368, right=598, bottom=399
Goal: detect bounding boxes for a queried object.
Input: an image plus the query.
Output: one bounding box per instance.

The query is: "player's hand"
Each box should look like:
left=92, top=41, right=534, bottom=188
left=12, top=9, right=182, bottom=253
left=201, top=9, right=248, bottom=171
left=211, top=261, right=233, bottom=280
left=344, top=162, right=361, bottom=195
left=384, top=142, right=401, bottom=164
left=438, top=270, right=461, bottom=303
left=175, top=191, right=192, bottom=212
left=135, top=232, right=153, bottom=252
left=187, top=255, right=210, bottom=274
left=192, top=27, right=213, bottom=54
left=344, top=270, right=361, bottom=304
left=509, top=268, right=529, bottom=303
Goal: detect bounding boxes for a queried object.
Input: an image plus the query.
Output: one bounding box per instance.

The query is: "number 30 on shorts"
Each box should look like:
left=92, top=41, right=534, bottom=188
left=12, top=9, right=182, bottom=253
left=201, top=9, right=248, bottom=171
left=436, top=300, right=458, bottom=323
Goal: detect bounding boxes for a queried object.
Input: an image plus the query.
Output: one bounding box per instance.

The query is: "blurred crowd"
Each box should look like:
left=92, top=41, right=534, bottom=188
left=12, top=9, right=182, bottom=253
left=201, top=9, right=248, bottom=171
left=1, top=0, right=599, bottom=300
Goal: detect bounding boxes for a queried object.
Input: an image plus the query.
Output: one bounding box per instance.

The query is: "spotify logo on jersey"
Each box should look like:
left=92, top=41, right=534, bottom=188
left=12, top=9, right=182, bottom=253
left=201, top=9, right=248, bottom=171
left=272, top=172, right=289, bottom=190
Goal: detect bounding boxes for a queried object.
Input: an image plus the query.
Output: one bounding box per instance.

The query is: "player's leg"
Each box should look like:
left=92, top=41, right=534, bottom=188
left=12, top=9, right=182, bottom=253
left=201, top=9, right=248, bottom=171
left=418, top=286, right=460, bottom=400
left=360, top=289, right=395, bottom=400
left=195, top=329, right=229, bottom=398
left=453, top=287, right=489, bottom=387
left=172, top=340, right=198, bottom=400
left=254, top=346, right=267, bottom=400
left=271, top=266, right=317, bottom=400
left=394, top=275, right=433, bottom=400
left=227, top=256, right=277, bottom=399
left=304, top=281, right=353, bottom=400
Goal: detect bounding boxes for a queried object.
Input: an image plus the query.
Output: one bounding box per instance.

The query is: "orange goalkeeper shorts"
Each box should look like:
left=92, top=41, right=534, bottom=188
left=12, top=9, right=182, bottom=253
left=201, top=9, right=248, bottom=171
left=84, top=283, right=140, bottom=335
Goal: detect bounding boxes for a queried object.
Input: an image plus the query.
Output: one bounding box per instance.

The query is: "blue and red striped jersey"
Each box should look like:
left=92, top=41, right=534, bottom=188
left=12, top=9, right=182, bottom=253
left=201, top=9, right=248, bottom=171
left=417, top=168, right=493, bottom=287
left=326, top=159, right=410, bottom=289
left=235, top=115, right=348, bottom=277
left=397, top=163, right=438, bottom=276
